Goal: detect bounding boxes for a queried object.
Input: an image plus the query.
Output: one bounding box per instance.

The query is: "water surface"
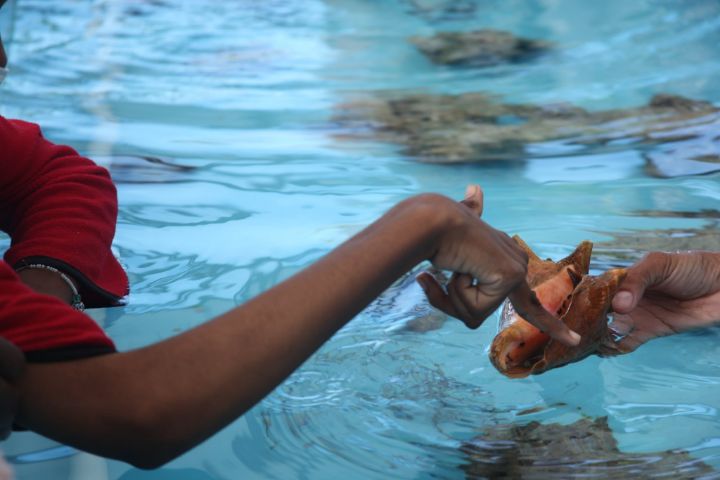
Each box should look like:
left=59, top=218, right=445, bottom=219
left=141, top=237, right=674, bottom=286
left=2, top=0, right=720, bottom=478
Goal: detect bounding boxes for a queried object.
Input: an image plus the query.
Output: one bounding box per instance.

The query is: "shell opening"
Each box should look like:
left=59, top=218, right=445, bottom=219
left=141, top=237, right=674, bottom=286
left=492, top=267, right=580, bottom=374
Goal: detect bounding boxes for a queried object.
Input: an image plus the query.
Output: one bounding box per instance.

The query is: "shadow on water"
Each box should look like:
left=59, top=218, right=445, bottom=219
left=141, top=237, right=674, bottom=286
left=97, top=155, right=197, bottom=184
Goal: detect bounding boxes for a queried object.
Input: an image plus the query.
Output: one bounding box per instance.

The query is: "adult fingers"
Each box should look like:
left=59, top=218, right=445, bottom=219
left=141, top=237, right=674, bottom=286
left=0, top=338, right=24, bottom=382
left=599, top=325, right=644, bottom=356
left=508, top=279, right=581, bottom=347
left=597, top=314, right=634, bottom=356
left=597, top=340, right=635, bottom=356
left=459, top=184, right=484, bottom=217
left=612, top=334, right=643, bottom=354
left=612, top=252, right=671, bottom=314
left=607, top=313, right=633, bottom=337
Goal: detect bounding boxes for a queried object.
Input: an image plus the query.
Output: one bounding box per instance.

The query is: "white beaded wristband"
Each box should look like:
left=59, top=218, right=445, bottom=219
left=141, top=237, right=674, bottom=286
left=16, top=264, right=85, bottom=311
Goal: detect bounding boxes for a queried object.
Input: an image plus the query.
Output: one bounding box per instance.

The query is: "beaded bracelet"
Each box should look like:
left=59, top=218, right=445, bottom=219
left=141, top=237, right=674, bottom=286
left=15, top=264, right=85, bottom=311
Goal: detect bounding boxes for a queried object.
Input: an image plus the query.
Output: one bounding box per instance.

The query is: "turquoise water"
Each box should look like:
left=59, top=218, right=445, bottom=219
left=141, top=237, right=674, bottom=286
left=2, top=0, right=720, bottom=478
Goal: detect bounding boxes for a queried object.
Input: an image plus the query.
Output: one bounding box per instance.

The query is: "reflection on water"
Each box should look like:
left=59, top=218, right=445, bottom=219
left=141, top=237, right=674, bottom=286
left=2, top=0, right=720, bottom=478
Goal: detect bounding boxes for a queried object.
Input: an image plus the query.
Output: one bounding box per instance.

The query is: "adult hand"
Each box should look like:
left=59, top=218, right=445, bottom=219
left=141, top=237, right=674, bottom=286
left=416, top=185, right=581, bottom=347
left=0, top=337, right=24, bottom=440
left=605, top=251, right=720, bottom=353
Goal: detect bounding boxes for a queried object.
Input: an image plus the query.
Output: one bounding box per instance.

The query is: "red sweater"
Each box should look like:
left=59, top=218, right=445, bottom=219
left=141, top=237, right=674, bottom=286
left=1, top=116, right=129, bottom=360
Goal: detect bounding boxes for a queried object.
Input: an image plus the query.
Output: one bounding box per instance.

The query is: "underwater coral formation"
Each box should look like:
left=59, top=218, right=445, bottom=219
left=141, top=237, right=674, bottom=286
left=410, top=29, right=550, bottom=66
left=336, top=92, right=720, bottom=177
left=461, top=417, right=714, bottom=479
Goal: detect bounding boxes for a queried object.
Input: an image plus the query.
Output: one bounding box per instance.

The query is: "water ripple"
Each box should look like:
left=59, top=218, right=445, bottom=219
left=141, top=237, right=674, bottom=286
left=4, top=0, right=720, bottom=478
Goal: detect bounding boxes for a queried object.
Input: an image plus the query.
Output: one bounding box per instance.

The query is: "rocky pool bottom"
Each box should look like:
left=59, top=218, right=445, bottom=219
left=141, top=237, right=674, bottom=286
left=336, top=92, right=720, bottom=178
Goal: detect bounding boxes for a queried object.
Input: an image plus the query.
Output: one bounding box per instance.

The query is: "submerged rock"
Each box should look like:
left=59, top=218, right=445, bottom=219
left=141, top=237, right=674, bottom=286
left=639, top=95, right=720, bottom=177
left=461, top=417, right=714, bottom=479
left=645, top=139, right=720, bottom=178
left=410, top=29, right=550, bottom=66
left=627, top=209, right=720, bottom=219
left=592, top=221, right=720, bottom=269
left=335, top=92, right=720, bottom=177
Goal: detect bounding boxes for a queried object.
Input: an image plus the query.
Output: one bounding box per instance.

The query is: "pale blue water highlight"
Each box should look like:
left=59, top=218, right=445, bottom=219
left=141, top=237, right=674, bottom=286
left=2, top=0, right=720, bottom=478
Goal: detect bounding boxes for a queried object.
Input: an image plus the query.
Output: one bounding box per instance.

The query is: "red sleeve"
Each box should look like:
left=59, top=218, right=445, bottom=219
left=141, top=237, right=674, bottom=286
left=0, top=116, right=129, bottom=307
left=0, top=261, right=115, bottom=360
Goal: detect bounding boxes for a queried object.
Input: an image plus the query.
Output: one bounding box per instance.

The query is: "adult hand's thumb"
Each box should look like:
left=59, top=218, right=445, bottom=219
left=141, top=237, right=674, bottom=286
left=612, top=290, right=636, bottom=314
left=612, top=253, right=669, bottom=314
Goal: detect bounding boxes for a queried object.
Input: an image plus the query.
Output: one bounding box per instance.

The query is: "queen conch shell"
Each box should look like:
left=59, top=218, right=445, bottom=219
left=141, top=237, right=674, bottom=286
left=489, top=236, right=626, bottom=378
